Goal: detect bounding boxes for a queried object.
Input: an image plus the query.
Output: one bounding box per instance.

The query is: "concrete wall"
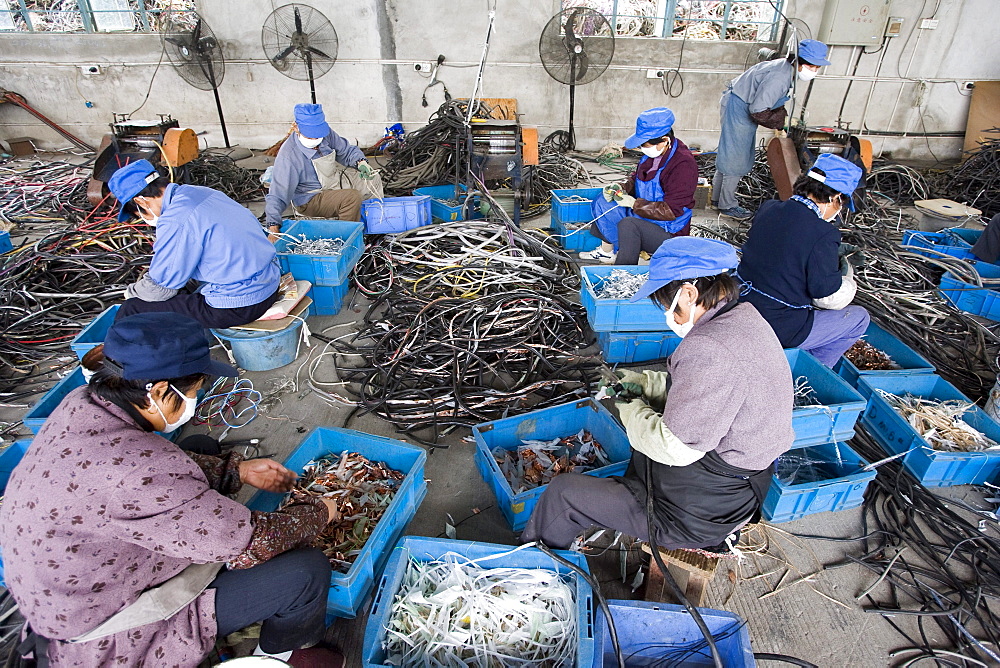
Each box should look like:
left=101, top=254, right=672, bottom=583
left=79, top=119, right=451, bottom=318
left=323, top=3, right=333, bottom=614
left=0, top=0, right=997, bottom=161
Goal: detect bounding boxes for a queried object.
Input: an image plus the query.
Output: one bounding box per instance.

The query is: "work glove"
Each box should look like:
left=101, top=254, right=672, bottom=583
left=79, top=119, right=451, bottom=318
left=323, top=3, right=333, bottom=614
left=615, top=192, right=637, bottom=209
left=614, top=369, right=647, bottom=397
left=615, top=397, right=649, bottom=428
left=773, top=129, right=787, bottom=138
left=479, top=200, right=492, bottom=216
left=357, top=160, right=374, bottom=179
left=840, top=255, right=854, bottom=278
left=839, top=242, right=867, bottom=270
left=602, top=184, right=620, bottom=202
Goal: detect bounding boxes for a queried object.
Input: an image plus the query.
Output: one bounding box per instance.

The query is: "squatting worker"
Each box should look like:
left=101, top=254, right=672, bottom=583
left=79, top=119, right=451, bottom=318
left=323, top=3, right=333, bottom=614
left=108, top=159, right=281, bottom=329
left=0, top=313, right=345, bottom=667
left=264, top=102, right=374, bottom=233
left=738, top=153, right=871, bottom=367
left=581, top=107, right=697, bottom=265
left=713, top=39, right=831, bottom=220
left=522, top=238, right=793, bottom=552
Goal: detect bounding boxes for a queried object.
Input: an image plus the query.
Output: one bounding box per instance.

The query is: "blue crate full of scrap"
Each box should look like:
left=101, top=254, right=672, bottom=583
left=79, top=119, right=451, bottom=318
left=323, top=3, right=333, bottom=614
left=246, top=427, right=427, bottom=620
left=859, top=374, right=1000, bottom=487
left=413, top=184, right=483, bottom=222
left=273, top=219, right=364, bottom=286
left=580, top=266, right=665, bottom=332
left=834, top=321, right=935, bottom=389
left=596, top=330, right=682, bottom=364
left=551, top=187, right=601, bottom=223
left=786, top=349, right=867, bottom=448
left=592, top=600, right=755, bottom=667
left=763, top=441, right=876, bottom=523
left=362, top=536, right=595, bottom=668
left=361, top=195, right=432, bottom=234
left=473, top=398, right=631, bottom=531
left=70, top=304, right=120, bottom=360
left=551, top=210, right=601, bottom=253
left=939, top=260, right=1000, bottom=322
left=901, top=228, right=977, bottom=261
left=0, top=439, right=30, bottom=586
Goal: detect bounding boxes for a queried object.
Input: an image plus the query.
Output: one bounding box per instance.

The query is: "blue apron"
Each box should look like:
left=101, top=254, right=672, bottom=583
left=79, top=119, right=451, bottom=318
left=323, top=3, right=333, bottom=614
left=591, top=143, right=693, bottom=250
left=717, top=85, right=790, bottom=178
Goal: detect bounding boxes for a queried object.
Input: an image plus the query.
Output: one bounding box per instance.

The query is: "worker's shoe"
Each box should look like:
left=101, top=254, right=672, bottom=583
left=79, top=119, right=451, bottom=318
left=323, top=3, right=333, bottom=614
left=719, top=206, right=753, bottom=220
left=579, top=247, right=616, bottom=263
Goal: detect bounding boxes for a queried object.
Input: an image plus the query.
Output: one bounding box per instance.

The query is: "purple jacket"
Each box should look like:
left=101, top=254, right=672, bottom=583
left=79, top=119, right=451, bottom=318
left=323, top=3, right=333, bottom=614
left=0, top=387, right=253, bottom=666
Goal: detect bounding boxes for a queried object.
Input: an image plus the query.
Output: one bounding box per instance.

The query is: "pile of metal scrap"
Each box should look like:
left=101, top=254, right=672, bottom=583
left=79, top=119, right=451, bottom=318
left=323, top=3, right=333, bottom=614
left=493, top=430, right=610, bottom=493
left=844, top=339, right=899, bottom=371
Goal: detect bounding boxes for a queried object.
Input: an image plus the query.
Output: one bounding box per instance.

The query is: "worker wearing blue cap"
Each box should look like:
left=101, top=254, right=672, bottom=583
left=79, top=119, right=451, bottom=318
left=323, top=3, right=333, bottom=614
left=737, top=153, right=871, bottom=366
left=713, top=39, right=832, bottom=220
left=108, top=160, right=281, bottom=329
left=523, top=237, right=793, bottom=553
left=580, top=107, right=698, bottom=264
left=264, top=103, right=373, bottom=233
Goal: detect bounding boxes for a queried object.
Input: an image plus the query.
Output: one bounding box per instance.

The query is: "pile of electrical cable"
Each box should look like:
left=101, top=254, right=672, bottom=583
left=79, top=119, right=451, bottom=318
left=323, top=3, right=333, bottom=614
left=0, top=158, right=90, bottom=227
left=494, top=430, right=610, bottom=494
left=382, top=552, right=578, bottom=666
left=519, top=138, right=591, bottom=217
left=939, top=129, right=1000, bottom=217
left=283, top=451, right=404, bottom=572
left=735, top=147, right=777, bottom=210
left=341, top=221, right=600, bottom=445
left=185, top=152, right=266, bottom=202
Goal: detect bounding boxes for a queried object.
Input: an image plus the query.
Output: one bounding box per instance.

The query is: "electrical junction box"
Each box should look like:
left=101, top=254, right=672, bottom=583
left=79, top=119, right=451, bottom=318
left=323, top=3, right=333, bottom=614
left=818, top=0, right=891, bottom=46
left=885, top=16, right=904, bottom=37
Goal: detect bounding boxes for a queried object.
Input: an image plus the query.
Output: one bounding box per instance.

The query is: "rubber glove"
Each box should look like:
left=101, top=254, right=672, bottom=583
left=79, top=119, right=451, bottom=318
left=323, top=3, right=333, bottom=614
left=615, top=192, right=637, bottom=209
left=479, top=200, right=492, bottom=216
left=357, top=160, right=374, bottom=179
left=614, top=369, right=647, bottom=397
left=602, top=184, right=619, bottom=202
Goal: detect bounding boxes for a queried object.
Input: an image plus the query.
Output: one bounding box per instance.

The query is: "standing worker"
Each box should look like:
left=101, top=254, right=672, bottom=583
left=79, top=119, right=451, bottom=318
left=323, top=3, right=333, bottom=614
left=109, top=159, right=281, bottom=329
left=737, top=153, right=870, bottom=367
left=523, top=237, right=793, bottom=552
left=264, top=103, right=374, bottom=234
left=580, top=107, right=698, bottom=264
left=713, top=39, right=831, bottom=220
left=0, top=313, right=345, bottom=667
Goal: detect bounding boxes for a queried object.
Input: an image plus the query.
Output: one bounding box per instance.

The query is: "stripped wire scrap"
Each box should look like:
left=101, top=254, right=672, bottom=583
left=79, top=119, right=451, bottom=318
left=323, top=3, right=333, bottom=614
left=493, top=429, right=610, bottom=494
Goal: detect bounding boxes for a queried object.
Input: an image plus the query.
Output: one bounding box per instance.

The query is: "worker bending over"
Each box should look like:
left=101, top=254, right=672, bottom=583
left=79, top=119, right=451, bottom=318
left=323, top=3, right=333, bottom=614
left=713, top=39, right=831, bottom=220
left=0, top=314, right=344, bottom=667
left=581, top=107, right=697, bottom=264
left=265, top=103, right=373, bottom=234
left=971, top=213, right=1000, bottom=263
left=523, top=238, right=793, bottom=552
left=109, top=160, right=281, bottom=329
left=737, top=153, right=870, bottom=367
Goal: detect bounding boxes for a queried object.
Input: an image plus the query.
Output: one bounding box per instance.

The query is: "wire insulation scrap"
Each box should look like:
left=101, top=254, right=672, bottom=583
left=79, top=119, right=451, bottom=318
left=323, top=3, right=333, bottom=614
left=594, top=268, right=647, bottom=300
left=493, top=429, right=610, bottom=494
left=875, top=389, right=1000, bottom=452
left=284, top=235, right=346, bottom=256
left=845, top=339, right=900, bottom=371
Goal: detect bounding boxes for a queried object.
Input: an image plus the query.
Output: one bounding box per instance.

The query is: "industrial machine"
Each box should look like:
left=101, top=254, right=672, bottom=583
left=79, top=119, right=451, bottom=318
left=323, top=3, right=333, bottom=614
left=467, top=118, right=538, bottom=226
left=767, top=125, right=873, bottom=202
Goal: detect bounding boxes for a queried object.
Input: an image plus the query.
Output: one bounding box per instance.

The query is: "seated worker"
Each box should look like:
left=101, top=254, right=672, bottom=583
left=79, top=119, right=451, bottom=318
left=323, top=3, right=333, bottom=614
left=971, top=213, right=1000, bottom=263
left=264, top=103, right=374, bottom=234
left=580, top=107, right=698, bottom=264
left=109, top=160, right=281, bottom=330
left=0, top=313, right=344, bottom=667
left=737, top=153, right=870, bottom=367
left=523, top=237, right=793, bottom=552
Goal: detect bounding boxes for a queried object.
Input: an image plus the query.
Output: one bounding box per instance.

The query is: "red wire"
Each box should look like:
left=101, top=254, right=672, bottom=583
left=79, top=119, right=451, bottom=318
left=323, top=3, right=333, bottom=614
left=17, top=335, right=76, bottom=344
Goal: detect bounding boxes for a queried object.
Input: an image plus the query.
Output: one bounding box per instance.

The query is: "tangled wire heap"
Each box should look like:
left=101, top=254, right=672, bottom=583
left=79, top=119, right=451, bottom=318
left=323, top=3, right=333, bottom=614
left=875, top=389, right=1000, bottom=453
left=342, top=221, right=599, bottom=445
left=940, top=130, right=1000, bottom=218
left=282, top=451, right=404, bottom=572
left=383, top=554, right=578, bottom=667
left=185, top=152, right=266, bottom=202
left=493, top=430, right=610, bottom=494
left=0, top=159, right=90, bottom=227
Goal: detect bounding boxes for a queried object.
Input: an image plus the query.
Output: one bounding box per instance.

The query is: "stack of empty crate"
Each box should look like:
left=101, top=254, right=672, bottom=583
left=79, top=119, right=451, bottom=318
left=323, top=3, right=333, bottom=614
left=550, top=187, right=602, bottom=254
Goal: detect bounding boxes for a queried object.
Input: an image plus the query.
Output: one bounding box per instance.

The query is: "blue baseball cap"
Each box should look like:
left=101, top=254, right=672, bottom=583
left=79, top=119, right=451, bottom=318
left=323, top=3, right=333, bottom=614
left=294, top=103, right=331, bottom=139
left=807, top=153, right=863, bottom=211
left=104, top=313, right=238, bottom=381
left=630, top=237, right=739, bottom=302
left=798, top=39, right=831, bottom=67
left=624, top=108, right=676, bottom=149
left=108, top=159, right=160, bottom=222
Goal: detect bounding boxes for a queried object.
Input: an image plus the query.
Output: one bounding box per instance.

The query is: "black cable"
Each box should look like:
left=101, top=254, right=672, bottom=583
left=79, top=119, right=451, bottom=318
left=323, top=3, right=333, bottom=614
left=753, top=652, right=819, bottom=667
left=661, top=5, right=690, bottom=99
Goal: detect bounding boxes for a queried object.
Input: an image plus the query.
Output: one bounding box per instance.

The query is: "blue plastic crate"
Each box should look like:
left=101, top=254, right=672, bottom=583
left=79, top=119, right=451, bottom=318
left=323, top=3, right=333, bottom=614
left=859, top=374, right=1000, bottom=487
left=311, top=281, right=351, bottom=316
left=274, top=219, right=365, bottom=286
left=580, top=266, right=666, bottom=332
left=552, top=210, right=601, bottom=252
left=246, top=427, right=427, bottom=620
left=901, top=229, right=977, bottom=261
left=552, top=187, right=602, bottom=223
left=361, top=196, right=432, bottom=234
left=834, top=322, right=936, bottom=389
left=413, top=184, right=483, bottom=222
left=786, top=349, right=867, bottom=448
left=763, top=441, right=875, bottom=523
left=70, top=304, right=120, bottom=360
left=0, top=230, right=11, bottom=254
left=948, top=227, right=983, bottom=246
left=939, top=261, right=1000, bottom=322
left=592, top=600, right=755, bottom=667
left=596, top=330, right=682, bottom=364
left=473, top=398, right=631, bottom=531
left=363, top=536, right=594, bottom=668
left=0, top=438, right=30, bottom=587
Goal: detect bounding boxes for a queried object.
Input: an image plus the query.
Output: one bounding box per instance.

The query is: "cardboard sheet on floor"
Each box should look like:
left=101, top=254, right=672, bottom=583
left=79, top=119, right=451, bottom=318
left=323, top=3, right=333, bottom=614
left=963, top=81, right=1000, bottom=155
left=231, top=296, right=312, bottom=332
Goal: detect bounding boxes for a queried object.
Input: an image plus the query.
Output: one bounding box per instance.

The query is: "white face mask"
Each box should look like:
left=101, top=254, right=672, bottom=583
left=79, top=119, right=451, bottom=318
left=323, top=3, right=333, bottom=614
left=297, top=134, right=323, bottom=149
left=148, top=384, right=197, bottom=433
left=798, top=67, right=818, bottom=82
left=665, top=284, right=697, bottom=338
left=136, top=199, right=159, bottom=227
left=822, top=198, right=842, bottom=222
left=640, top=143, right=666, bottom=158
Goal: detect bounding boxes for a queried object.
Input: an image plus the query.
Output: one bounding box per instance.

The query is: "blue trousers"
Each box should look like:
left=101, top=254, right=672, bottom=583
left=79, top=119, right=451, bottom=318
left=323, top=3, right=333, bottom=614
left=798, top=306, right=870, bottom=367
left=116, top=289, right=280, bottom=330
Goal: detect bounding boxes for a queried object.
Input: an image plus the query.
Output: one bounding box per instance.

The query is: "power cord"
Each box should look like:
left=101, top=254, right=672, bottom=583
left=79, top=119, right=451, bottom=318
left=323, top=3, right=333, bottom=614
left=662, top=5, right=691, bottom=98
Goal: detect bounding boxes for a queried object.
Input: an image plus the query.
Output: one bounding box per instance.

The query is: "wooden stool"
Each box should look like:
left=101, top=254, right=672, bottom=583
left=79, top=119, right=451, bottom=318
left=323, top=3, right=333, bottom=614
left=641, top=544, right=721, bottom=607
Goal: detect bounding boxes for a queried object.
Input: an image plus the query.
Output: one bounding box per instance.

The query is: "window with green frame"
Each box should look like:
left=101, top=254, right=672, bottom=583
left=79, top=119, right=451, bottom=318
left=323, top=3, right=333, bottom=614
left=563, top=0, right=784, bottom=41
left=0, top=0, right=195, bottom=33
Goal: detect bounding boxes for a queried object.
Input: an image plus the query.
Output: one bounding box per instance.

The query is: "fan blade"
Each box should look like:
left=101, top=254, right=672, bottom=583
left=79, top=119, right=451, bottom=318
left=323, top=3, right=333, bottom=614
left=574, top=53, right=589, bottom=82
left=273, top=44, right=296, bottom=62
left=293, top=5, right=303, bottom=34
left=306, top=46, right=332, bottom=60
left=192, top=17, right=202, bottom=45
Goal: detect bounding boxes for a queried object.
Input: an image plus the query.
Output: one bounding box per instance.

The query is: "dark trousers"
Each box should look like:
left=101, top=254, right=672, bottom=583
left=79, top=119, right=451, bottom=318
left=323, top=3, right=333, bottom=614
left=177, top=434, right=222, bottom=456
left=116, top=289, right=280, bottom=330
left=590, top=217, right=674, bottom=265
left=972, top=213, right=1000, bottom=263
left=210, top=548, right=332, bottom=654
